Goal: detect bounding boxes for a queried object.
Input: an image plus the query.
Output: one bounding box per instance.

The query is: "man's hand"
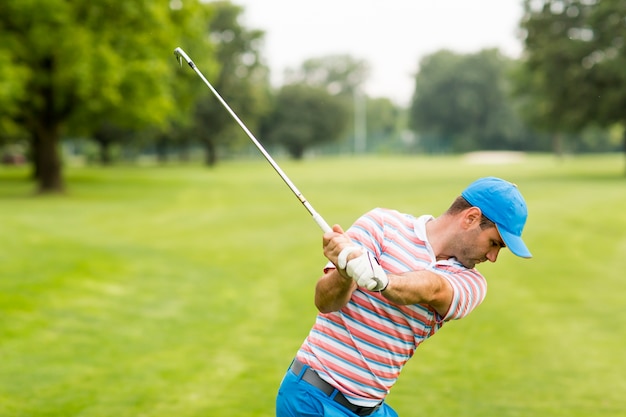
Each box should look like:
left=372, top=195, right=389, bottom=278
left=317, top=225, right=360, bottom=313
left=324, top=225, right=361, bottom=276
left=323, top=224, right=388, bottom=291
left=346, top=251, right=389, bottom=291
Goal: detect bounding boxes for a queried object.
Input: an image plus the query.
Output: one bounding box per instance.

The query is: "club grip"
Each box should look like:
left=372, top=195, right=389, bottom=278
left=313, top=212, right=332, bottom=234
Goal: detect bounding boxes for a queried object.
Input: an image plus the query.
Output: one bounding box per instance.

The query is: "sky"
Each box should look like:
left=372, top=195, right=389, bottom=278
left=232, top=0, right=525, bottom=105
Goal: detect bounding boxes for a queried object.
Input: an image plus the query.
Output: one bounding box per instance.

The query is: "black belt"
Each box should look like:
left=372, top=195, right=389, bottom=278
left=290, top=359, right=382, bottom=416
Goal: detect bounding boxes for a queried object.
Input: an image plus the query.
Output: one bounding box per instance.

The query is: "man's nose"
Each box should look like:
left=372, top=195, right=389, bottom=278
left=486, top=248, right=500, bottom=263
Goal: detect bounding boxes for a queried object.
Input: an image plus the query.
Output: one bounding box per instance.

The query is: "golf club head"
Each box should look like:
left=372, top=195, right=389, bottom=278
left=174, top=47, right=194, bottom=69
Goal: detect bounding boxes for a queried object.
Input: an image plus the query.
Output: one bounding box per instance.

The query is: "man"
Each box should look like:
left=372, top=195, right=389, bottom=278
left=276, top=177, right=532, bottom=417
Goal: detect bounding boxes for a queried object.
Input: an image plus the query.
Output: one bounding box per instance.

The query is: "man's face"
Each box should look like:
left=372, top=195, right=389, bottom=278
left=454, top=223, right=505, bottom=269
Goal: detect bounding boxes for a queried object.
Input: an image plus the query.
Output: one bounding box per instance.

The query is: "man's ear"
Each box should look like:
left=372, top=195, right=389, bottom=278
left=462, top=206, right=483, bottom=229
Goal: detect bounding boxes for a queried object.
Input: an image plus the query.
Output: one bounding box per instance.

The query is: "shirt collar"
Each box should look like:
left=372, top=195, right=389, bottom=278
left=413, top=214, right=465, bottom=268
left=413, top=214, right=435, bottom=259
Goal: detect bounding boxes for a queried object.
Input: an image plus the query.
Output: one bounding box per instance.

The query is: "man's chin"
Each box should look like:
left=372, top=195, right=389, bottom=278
left=460, top=259, right=477, bottom=269
left=452, top=256, right=478, bottom=269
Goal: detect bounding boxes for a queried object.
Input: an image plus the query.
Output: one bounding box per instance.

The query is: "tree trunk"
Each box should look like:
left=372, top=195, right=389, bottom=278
left=203, top=138, right=217, bottom=166
left=99, top=139, right=112, bottom=165
left=552, top=132, right=563, bottom=159
left=288, top=145, right=305, bottom=160
left=30, top=135, right=40, bottom=181
left=34, top=126, right=64, bottom=193
left=33, top=55, right=64, bottom=193
left=623, top=129, right=626, bottom=176
left=178, top=138, right=191, bottom=162
left=156, top=136, right=169, bottom=164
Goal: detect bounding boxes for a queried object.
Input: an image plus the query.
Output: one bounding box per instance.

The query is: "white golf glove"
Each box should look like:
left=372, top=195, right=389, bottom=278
left=345, top=251, right=389, bottom=292
left=337, top=245, right=361, bottom=270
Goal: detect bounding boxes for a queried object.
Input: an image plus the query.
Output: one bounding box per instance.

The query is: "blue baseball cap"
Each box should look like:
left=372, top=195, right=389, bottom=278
left=461, top=177, right=532, bottom=258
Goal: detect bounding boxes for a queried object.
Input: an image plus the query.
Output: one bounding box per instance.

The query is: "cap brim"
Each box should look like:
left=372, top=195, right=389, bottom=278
left=497, top=226, right=532, bottom=258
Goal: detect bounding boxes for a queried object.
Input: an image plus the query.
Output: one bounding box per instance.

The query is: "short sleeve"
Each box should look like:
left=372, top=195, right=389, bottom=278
left=435, top=267, right=487, bottom=321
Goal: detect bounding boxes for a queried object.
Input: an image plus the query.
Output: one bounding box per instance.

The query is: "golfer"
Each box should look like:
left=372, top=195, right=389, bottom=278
left=276, top=177, right=532, bottom=417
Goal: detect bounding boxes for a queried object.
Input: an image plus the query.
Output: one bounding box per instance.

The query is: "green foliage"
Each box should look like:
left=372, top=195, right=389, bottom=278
left=365, top=97, right=402, bottom=142
left=284, top=54, right=370, bottom=97
left=262, top=83, right=349, bottom=159
left=189, top=0, right=270, bottom=166
left=1, top=155, right=625, bottom=416
left=588, top=0, right=626, bottom=124
left=409, top=49, right=526, bottom=152
left=0, top=49, right=28, bottom=139
left=275, top=54, right=373, bottom=156
left=0, top=0, right=213, bottom=190
left=1, top=0, right=210, bottom=132
left=518, top=0, right=626, bottom=139
left=516, top=0, right=597, bottom=133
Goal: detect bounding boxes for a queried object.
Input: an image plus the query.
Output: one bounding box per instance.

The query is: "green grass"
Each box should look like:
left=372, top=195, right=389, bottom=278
left=1, top=154, right=625, bottom=416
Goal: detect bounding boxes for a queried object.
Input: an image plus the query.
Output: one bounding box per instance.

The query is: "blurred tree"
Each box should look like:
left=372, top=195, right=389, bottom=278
left=0, top=0, right=211, bottom=192
left=518, top=0, right=626, bottom=165
left=284, top=54, right=370, bottom=97
left=190, top=0, right=270, bottom=166
left=283, top=54, right=372, bottom=153
left=92, top=123, right=134, bottom=165
left=261, top=84, right=349, bottom=159
left=514, top=0, right=596, bottom=155
left=409, top=49, right=525, bottom=153
left=0, top=49, right=28, bottom=145
left=364, top=97, right=402, bottom=151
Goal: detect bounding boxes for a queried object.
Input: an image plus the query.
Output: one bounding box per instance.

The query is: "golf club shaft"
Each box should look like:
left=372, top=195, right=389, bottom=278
left=174, top=47, right=332, bottom=233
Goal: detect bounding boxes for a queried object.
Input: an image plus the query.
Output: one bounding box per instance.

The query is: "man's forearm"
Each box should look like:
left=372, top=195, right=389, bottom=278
left=382, top=270, right=452, bottom=316
left=314, top=269, right=357, bottom=313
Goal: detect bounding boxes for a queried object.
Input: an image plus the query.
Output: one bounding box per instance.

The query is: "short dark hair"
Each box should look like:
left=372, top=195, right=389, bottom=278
left=446, top=196, right=496, bottom=230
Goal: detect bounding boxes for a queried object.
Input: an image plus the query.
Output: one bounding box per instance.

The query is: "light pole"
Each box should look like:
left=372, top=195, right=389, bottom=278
left=353, top=88, right=367, bottom=154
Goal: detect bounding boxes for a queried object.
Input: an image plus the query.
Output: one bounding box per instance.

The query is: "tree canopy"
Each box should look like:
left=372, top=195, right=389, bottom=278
left=517, top=0, right=626, bottom=158
left=284, top=54, right=370, bottom=97
left=261, top=83, right=349, bottom=159
left=409, top=49, right=526, bottom=152
left=4, top=0, right=626, bottom=183
left=0, top=0, right=212, bottom=192
left=189, top=0, right=270, bottom=166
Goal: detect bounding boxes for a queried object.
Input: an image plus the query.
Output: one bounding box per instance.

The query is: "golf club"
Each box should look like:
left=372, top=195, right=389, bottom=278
left=173, top=47, right=332, bottom=233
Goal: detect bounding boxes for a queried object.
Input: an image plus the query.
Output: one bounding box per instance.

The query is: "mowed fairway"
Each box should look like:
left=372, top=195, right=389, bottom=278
left=1, top=154, right=625, bottom=417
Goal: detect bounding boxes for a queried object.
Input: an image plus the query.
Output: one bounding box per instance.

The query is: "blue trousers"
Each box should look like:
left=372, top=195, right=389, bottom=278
left=276, top=363, right=398, bottom=417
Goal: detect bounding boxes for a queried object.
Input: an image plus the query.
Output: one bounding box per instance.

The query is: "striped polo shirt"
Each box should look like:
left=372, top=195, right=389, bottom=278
left=296, top=208, right=488, bottom=407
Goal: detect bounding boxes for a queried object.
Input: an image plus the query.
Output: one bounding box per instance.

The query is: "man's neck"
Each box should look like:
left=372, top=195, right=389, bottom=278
left=425, top=215, right=454, bottom=261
